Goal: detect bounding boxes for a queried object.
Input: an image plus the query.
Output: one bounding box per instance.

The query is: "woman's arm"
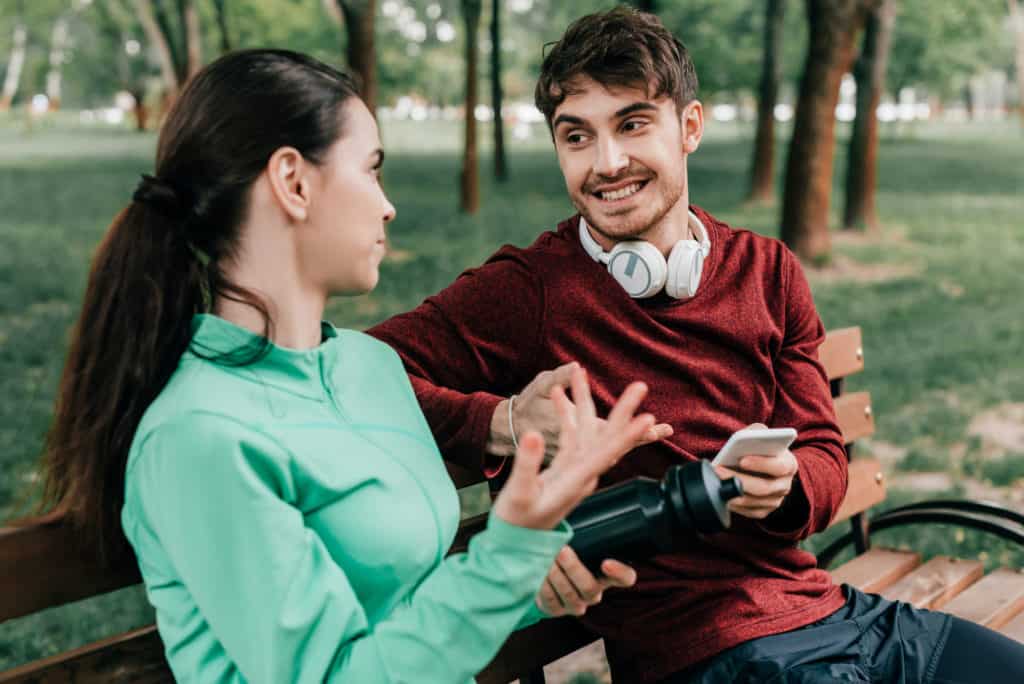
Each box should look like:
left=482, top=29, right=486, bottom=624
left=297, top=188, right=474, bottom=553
left=125, top=412, right=569, bottom=684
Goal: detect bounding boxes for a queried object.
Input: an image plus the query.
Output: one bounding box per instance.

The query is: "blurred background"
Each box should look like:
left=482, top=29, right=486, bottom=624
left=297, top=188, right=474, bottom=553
left=1, top=1, right=1023, bottom=681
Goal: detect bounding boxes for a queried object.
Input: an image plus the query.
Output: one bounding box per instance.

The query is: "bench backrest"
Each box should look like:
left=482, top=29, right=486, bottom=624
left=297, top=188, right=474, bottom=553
left=0, top=327, right=880, bottom=683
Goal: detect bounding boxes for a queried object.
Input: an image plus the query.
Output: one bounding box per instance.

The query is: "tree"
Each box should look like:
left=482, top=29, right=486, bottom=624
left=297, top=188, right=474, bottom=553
left=94, top=0, right=155, bottom=129
left=336, top=0, right=377, bottom=114
left=44, top=7, right=73, bottom=110
left=0, top=1, right=28, bottom=112
left=460, top=0, right=483, bottom=213
left=1011, top=0, right=1024, bottom=123
left=747, top=0, right=786, bottom=205
left=780, top=0, right=876, bottom=263
left=131, top=0, right=204, bottom=99
left=843, top=0, right=895, bottom=232
left=490, top=0, right=508, bottom=181
left=212, top=0, right=232, bottom=53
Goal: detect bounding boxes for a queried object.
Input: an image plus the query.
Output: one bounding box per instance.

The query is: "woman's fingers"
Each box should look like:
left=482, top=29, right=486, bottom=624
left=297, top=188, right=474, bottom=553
left=606, top=381, right=649, bottom=428
left=598, top=558, right=638, bottom=589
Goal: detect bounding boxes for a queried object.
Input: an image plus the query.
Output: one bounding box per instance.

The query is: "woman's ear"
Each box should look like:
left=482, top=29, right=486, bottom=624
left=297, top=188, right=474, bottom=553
left=681, top=100, right=704, bottom=154
left=266, top=146, right=312, bottom=222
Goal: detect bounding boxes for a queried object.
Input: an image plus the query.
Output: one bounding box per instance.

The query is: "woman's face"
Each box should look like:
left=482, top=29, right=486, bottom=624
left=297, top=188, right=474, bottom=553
left=302, top=98, right=396, bottom=296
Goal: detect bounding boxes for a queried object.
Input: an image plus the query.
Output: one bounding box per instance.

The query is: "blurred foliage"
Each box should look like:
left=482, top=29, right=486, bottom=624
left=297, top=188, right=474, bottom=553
left=0, top=0, right=1018, bottom=110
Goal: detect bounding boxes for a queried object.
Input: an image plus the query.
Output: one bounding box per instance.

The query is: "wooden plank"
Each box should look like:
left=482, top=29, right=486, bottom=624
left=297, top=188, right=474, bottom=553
left=941, top=568, right=1024, bottom=629
left=880, top=556, right=984, bottom=609
left=830, top=548, right=921, bottom=593
left=820, top=327, right=864, bottom=381
left=831, top=458, right=886, bottom=525
left=1000, top=609, right=1024, bottom=644
left=0, top=625, right=171, bottom=683
left=833, top=392, right=876, bottom=444
left=476, top=617, right=598, bottom=684
left=0, top=515, right=141, bottom=622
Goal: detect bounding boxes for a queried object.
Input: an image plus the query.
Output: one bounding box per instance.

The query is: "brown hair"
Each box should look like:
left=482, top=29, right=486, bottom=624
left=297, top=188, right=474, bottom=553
left=39, top=49, right=360, bottom=565
left=534, top=6, right=698, bottom=126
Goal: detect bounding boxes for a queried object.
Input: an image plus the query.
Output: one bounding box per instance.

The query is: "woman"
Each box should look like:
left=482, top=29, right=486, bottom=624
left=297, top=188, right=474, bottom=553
left=39, top=50, right=655, bottom=682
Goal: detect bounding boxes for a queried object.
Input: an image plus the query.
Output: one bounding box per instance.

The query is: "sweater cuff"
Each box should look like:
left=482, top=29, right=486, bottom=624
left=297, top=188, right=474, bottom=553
left=466, top=392, right=508, bottom=478
left=485, top=510, right=573, bottom=553
left=755, top=472, right=812, bottom=540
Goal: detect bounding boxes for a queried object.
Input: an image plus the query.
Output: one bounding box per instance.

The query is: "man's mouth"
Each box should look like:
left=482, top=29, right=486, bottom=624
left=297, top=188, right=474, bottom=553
left=592, top=180, right=649, bottom=202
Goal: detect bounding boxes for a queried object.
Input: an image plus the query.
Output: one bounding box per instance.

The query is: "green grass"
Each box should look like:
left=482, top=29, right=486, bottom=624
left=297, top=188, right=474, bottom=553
left=1, top=116, right=1023, bottom=670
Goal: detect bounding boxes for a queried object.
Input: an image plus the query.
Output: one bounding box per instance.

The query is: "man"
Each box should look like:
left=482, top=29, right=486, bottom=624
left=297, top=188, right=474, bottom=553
left=369, top=8, right=1024, bottom=683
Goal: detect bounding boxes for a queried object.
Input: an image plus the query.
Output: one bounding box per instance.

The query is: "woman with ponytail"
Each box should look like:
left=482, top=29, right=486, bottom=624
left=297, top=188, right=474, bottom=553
left=39, top=50, right=654, bottom=683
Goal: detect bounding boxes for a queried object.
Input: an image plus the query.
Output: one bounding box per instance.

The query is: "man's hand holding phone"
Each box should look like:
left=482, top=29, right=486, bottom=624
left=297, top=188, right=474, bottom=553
left=712, top=424, right=799, bottom=520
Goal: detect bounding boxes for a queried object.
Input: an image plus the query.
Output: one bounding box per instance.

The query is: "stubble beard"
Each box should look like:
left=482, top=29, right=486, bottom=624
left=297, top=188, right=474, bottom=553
left=573, top=172, right=686, bottom=244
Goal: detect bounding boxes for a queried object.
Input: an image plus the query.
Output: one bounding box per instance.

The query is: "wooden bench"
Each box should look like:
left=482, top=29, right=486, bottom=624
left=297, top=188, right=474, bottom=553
left=2, top=327, right=1023, bottom=682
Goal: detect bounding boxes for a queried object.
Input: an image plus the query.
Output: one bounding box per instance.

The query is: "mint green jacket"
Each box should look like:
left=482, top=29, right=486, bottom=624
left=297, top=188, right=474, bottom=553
left=121, top=314, right=570, bottom=683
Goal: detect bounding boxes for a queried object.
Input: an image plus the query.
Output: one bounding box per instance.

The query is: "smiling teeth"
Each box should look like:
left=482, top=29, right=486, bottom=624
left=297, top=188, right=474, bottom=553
left=601, top=183, right=641, bottom=201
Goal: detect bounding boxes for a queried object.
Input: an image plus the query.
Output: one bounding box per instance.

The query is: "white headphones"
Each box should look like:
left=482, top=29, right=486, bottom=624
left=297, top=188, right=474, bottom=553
left=579, top=212, right=711, bottom=299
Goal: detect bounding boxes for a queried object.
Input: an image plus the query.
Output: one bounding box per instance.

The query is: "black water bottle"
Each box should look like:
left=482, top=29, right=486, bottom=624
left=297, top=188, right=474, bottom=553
left=566, top=460, right=743, bottom=571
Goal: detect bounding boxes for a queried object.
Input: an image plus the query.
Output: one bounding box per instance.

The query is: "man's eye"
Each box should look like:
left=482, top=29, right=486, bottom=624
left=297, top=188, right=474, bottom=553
left=622, top=120, right=646, bottom=132
left=566, top=133, right=586, bottom=145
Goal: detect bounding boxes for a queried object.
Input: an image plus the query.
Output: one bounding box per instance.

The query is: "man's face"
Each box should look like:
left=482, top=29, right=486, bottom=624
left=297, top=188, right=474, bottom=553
left=550, top=77, right=702, bottom=243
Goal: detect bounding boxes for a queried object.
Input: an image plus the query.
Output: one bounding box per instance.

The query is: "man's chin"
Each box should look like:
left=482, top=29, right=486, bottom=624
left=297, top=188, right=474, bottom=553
left=579, top=207, right=656, bottom=241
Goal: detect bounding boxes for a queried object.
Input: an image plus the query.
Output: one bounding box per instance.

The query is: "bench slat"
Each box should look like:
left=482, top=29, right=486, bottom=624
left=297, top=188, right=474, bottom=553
left=819, top=327, right=864, bottom=381
left=880, top=556, right=984, bottom=609
left=476, top=616, right=597, bottom=684
left=830, top=548, right=921, bottom=593
left=941, top=568, right=1024, bottom=629
left=830, top=458, right=886, bottom=525
left=833, top=392, right=875, bottom=444
left=0, top=516, right=141, bottom=622
left=1000, top=609, right=1024, bottom=644
left=0, top=625, right=171, bottom=684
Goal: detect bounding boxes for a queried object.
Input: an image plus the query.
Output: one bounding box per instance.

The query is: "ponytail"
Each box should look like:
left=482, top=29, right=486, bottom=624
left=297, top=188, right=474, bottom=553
left=40, top=200, right=206, bottom=564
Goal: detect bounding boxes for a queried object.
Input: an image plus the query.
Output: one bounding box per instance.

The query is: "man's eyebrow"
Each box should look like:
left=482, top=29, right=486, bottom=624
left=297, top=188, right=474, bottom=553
left=614, top=102, right=658, bottom=119
left=552, top=113, right=586, bottom=129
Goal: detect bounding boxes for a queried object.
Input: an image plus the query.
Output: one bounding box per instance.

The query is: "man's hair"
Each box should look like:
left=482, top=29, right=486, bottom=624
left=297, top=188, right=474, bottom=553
left=535, top=6, right=698, bottom=126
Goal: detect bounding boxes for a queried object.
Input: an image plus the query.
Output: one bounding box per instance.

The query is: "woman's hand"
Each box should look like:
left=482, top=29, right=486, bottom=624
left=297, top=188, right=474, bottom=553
left=492, top=365, right=655, bottom=531
left=535, top=546, right=637, bottom=617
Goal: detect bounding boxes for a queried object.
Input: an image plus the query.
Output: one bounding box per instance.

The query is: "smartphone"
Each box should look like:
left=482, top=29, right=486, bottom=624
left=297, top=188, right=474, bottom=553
left=711, top=427, right=798, bottom=469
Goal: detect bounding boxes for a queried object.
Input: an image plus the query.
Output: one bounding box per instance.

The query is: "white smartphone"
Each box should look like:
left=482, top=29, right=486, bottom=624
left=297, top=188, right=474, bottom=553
left=711, top=427, right=798, bottom=469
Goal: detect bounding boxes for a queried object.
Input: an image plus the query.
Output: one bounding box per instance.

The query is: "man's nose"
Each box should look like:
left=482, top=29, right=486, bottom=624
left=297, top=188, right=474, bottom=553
left=593, top=137, right=629, bottom=178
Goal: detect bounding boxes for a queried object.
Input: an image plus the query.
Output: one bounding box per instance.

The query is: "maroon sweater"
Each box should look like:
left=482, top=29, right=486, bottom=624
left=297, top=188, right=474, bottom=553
left=367, top=207, right=848, bottom=682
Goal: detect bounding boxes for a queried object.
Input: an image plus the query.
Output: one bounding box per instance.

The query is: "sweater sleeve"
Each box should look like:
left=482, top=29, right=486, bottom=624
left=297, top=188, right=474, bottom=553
left=367, top=250, right=546, bottom=474
left=125, top=413, right=569, bottom=684
left=757, top=250, right=848, bottom=541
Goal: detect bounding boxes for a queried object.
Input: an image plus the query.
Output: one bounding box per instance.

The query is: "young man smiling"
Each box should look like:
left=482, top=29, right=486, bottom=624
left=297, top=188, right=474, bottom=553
left=369, top=7, right=1024, bottom=683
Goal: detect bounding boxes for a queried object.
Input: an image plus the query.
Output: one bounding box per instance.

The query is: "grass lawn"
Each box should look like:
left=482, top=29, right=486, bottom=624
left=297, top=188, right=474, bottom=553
left=1, top=114, right=1023, bottom=673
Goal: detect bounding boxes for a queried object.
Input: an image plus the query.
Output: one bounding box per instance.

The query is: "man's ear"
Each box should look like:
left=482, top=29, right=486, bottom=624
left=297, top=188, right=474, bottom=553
left=266, top=146, right=312, bottom=222
left=681, top=100, right=704, bottom=154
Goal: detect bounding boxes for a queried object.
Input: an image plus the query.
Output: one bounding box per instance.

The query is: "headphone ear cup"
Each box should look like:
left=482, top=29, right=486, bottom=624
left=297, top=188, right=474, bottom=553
left=607, top=241, right=668, bottom=299
left=665, top=240, right=706, bottom=300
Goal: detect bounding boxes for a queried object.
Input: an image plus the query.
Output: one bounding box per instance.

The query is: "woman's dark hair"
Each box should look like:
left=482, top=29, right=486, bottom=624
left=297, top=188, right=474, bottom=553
left=39, top=49, right=360, bottom=565
left=535, top=6, right=698, bottom=126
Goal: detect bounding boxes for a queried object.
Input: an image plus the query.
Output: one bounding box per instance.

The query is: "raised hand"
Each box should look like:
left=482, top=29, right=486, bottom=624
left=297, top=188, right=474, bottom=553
left=492, top=366, right=655, bottom=531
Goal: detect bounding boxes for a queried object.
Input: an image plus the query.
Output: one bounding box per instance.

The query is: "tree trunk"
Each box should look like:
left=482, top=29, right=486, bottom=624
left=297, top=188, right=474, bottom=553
left=461, top=0, right=483, bottom=213
left=177, top=0, right=203, bottom=80
left=1010, top=0, right=1024, bottom=124
left=337, top=0, right=377, bottom=114
left=0, top=9, right=28, bottom=112
left=843, top=0, right=894, bottom=232
left=134, top=0, right=181, bottom=97
left=747, top=0, right=786, bottom=204
left=780, top=0, right=873, bottom=263
left=212, top=0, right=232, bottom=53
left=491, top=0, right=508, bottom=181
left=45, top=14, right=71, bottom=110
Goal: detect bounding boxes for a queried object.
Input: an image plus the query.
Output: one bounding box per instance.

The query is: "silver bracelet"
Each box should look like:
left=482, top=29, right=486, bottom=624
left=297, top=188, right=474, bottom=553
left=508, top=394, right=519, bottom=449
